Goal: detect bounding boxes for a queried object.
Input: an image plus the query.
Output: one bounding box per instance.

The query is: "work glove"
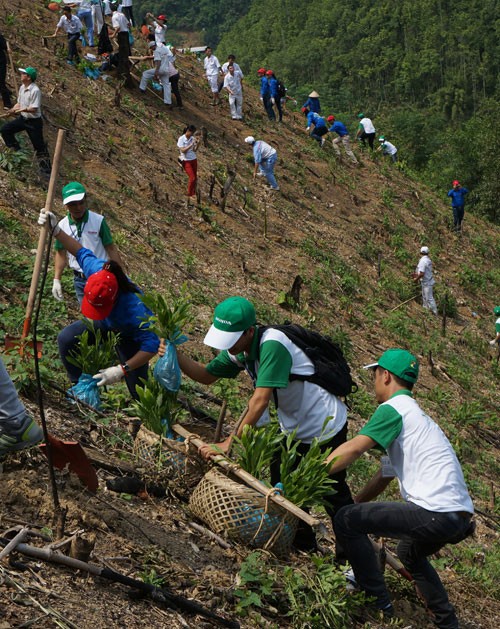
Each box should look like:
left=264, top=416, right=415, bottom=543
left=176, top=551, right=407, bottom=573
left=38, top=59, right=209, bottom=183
left=271, top=97, right=275, bottom=105
left=259, top=97, right=263, bottom=102
left=38, top=209, right=61, bottom=235
left=490, top=339, right=498, bottom=346
left=93, top=365, right=124, bottom=387
left=52, top=279, right=64, bottom=301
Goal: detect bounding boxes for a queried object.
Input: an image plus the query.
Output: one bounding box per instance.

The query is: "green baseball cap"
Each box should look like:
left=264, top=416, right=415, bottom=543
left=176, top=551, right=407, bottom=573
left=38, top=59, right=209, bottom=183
left=364, top=348, right=419, bottom=384
left=19, top=66, right=37, bottom=81
left=358, top=112, right=365, bottom=118
left=204, top=296, right=256, bottom=350
left=62, top=181, right=86, bottom=205
left=494, top=306, right=500, bottom=316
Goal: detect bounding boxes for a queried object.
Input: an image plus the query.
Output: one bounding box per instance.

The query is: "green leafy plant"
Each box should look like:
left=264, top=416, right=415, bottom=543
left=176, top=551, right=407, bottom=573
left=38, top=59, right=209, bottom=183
left=0, top=147, right=31, bottom=175
left=66, top=322, right=120, bottom=375
left=140, top=290, right=191, bottom=341
left=232, top=422, right=283, bottom=481
left=233, top=551, right=276, bottom=615
left=128, top=375, right=179, bottom=436
left=139, top=568, right=166, bottom=588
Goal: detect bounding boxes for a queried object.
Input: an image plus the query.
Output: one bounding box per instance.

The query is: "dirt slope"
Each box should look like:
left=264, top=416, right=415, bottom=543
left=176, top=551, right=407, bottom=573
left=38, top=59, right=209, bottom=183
left=0, top=2, right=499, bottom=628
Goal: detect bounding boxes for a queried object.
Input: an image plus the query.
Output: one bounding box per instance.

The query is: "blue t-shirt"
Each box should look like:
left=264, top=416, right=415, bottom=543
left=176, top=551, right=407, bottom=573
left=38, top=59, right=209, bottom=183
left=260, top=76, right=270, bottom=97
left=306, top=111, right=327, bottom=128
left=328, top=121, right=349, bottom=136
left=303, top=97, right=321, bottom=113
left=447, top=188, right=469, bottom=207
left=269, top=77, right=279, bottom=99
left=76, top=248, right=160, bottom=354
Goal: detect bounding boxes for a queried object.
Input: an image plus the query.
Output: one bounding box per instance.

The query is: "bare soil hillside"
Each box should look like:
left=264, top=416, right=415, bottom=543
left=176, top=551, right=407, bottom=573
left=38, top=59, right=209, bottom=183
left=0, top=2, right=499, bottom=628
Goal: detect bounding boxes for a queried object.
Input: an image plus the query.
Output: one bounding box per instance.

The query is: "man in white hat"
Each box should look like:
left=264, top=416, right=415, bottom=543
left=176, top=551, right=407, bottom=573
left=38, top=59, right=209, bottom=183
left=52, top=181, right=123, bottom=304
left=413, top=246, right=437, bottom=315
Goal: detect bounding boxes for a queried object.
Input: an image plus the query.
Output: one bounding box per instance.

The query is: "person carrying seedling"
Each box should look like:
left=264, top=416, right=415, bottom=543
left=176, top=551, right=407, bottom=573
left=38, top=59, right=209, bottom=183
left=38, top=209, right=160, bottom=401
left=325, top=349, right=474, bottom=626
left=170, top=296, right=355, bottom=554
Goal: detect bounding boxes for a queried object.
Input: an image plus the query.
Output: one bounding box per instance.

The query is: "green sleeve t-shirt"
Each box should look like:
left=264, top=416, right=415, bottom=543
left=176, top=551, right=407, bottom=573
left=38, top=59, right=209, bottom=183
left=358, top=392, right=410, bottom=449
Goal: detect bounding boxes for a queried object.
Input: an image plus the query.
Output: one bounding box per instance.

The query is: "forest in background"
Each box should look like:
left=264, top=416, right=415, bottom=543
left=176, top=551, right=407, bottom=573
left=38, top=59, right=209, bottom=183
left=135, top=0, right=499, bottom=222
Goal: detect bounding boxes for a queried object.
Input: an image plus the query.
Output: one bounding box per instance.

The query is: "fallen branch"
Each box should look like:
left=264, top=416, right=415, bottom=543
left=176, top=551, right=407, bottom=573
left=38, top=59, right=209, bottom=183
left=390, top=293, right=419, bottom=312
left=0, top=527, right=29, bottom=560
left=0, top=537, right=239, bottom=628
left=187, top=521, right=232, bottom=550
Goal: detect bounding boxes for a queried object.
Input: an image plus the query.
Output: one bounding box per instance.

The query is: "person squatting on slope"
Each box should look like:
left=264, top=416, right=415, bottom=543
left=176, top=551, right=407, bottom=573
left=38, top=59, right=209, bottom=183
left=53, top=181, right=124, bottom=305
left=327, top=115, right=358, bottom=164
left=0, top=67, right=51, bottom=180
left=245, top=136, right=279, bottom=191
left=169, top=296, right=354, bottom=553
left=303, top=107, right=328, bottom=146
left=447, top=180, right=469, bottom=232
left=325, top=348, right=474, bottom=627
left=378, top=136, right=398, bottom=162
left=54, top=6, right=83, bottom=65
left=139, top=40, right=174, bottom=107
left=356, top=113, right=376, bottom=149
left=38, top=210, right=160, bottom=401
left=0, top=357, right=43, bottom=460
left=223, top=63, right=243, bottom=120
left=413, top=246, right=438, bottom=315
left=177, top=125, right=200, bottom=201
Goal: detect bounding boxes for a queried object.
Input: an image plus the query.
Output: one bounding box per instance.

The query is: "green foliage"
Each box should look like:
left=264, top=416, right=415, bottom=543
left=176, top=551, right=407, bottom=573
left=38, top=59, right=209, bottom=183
left=128, top=375, right=179, bottom=436
left=232, top=422, right=283, bottom=481
left=140, top=290, right=192, bottom=341
left=66, top=323, right=120, bottom=375
left=0, top=146, right=31, bottom=175
left=233, top=551, right=275, bottom=614
left=139, top=568, right=166, bottom=588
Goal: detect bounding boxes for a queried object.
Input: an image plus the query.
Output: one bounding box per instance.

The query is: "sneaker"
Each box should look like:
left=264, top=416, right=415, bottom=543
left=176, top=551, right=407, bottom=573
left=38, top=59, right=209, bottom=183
left=268, top=186, right=280, bottom=191
left=321, top=137, right=326, bottom=147
left=256, top=171, right=265, bottom=177
left=0, top=418, right=43, bottom=459
left=344, top=568, right=359, bottom=592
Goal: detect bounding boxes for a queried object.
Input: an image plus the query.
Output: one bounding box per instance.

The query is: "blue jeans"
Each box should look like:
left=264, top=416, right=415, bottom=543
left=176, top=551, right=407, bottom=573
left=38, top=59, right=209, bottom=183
left=57, top=320, right=149, bottom=399
left=77, top=9, right=94, bottom=46
left=67, top=32, right=81, bottom=61
left=0, top=358, right=30, bottom=432
left=334, top=501, right=473, bottom=627
left=260, top=153, right=278, bottom=188
left=73, top=274, right=86, bottom=305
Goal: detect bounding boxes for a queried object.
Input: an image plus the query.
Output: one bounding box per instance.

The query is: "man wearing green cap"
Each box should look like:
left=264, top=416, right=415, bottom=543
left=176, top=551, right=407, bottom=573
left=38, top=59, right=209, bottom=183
left=325, top=348, right=474, bottom=626
left=1, top=67, right=51, bottom=179
left=52, top=182, right=123, bottom=304
left=176, top=296, right=354, bottom=552
left=490, top=306, right=500, bottom=347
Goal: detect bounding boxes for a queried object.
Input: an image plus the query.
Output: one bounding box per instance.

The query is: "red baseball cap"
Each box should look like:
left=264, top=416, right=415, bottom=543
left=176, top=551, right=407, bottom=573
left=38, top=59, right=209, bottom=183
left=327, top=115, right=335, bottom=122
left=257, top=68, right=266, bottom=75
left=81, top=270, right=119, bottom=320
left=266, top=70, right=273, bottom=76
left=157, top=14, right=167, bottom=21
left=452, top=180, right=460, bottom=186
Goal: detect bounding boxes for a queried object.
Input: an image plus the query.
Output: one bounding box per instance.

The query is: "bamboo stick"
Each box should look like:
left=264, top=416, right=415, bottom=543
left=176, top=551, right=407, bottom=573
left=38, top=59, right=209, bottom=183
left=171, top=424, right=322, bottom=529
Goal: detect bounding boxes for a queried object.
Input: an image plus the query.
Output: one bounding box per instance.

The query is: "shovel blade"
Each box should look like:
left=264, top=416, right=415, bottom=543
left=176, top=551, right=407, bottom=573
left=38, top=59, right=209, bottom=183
left=40, top=435, right=98, bottom=493
left=4, top=335, right=43, bottom=358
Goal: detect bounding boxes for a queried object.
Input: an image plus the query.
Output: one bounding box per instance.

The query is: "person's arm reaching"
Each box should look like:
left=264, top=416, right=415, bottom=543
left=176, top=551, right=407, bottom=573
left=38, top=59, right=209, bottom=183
left=325, top=434, right=377, bottom=474
left=52, top=249, right=67, bottom=301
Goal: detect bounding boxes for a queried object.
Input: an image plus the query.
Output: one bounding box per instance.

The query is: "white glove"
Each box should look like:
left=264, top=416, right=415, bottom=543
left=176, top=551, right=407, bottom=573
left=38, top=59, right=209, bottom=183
left=260, top=97, right=263, bottom=102
left=490, top=339, right=498, bottom=346
left=52, top=279, right=64, bottom=301
left=38, top=209, right=61, bottom=235
left=93, top=365, right=124, bottom=387
left=271, top=97, right=275, bottom=105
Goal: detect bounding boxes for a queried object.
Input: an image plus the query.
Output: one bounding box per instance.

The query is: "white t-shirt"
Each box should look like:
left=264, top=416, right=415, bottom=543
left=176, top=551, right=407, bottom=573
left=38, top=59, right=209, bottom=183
left=360, top=117, right=375, bottom=133
left=416, top=255, right=435, bottom=286
left=57, top=15, right=83, bottom=34
left=18, top=83, right=42, bottom=119
left=112, top=11, right=129, bottom=31
left=154, top=44, right=173, bottom=75
left=371, top=394, right=474, bottom=513
left=153, top=21, right=167, bottom=44
left=381, top=140, right=397, bottom=155
left=223, top=72, right=243, bottom=95
left=222, top=61, right=242, bottom=76
left=121, top=0, right=132, bottom=6
left=204, top=54, right=220, bottom=77
left=177, top=134, right=197, bottom=161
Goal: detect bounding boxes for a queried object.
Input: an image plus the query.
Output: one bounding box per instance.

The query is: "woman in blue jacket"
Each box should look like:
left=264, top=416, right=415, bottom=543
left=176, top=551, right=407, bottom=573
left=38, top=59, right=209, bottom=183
left=39, top=210, right=159, bottom=399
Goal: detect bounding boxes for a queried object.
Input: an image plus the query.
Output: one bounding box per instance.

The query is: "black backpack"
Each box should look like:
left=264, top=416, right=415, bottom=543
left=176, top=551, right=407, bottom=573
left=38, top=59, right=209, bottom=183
left=257, top=324, right=357, bottom=398
left=277, top=79, right=287, bottom=98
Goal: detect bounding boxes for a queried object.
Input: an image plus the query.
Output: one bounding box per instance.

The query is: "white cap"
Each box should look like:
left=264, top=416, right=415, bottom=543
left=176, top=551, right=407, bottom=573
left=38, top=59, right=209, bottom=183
left=420, top=246, right=429, bottom=254
left=244, top=136, right=255, bottom=144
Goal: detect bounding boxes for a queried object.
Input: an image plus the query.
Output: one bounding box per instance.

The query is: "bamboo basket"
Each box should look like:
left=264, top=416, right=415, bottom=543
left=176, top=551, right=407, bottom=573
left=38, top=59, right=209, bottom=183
left=189, top=468, right=299, bottom=557
left=133, top=425, right=205, bottom=491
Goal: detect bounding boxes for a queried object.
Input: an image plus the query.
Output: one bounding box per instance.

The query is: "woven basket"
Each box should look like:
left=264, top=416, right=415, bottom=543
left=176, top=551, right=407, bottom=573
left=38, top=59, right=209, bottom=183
left=189, top=468, right=299, bottom=557
left=133, top=425, right=205, bottom=490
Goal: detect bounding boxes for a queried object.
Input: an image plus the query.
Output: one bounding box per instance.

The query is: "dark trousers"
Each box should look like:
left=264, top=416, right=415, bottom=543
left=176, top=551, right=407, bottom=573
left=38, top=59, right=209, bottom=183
left=169, top=72, right=182, bottom=107
left=310, top=125, right=328, bottom=144
left=334, top=501, right=472, bottom=626
left=116, top=31, right=132, bottom=86
left=122, top=6, right=134, bottom=26
left=67, top=32, right=81, bottom=61
left=452, top=206, right=464, bottom=231
left=274, top=96, right=283, bottom=122
left=0, top=58, right=12, bottom=108
left=271, top=422, right=353, bottom=553
left=262, top=94, right=275, bottom=121
left=0, top=115, right=51, bottom=175
left=57, top=320, right=149, bottom=400
left=360, top=131, right=375, bottom=149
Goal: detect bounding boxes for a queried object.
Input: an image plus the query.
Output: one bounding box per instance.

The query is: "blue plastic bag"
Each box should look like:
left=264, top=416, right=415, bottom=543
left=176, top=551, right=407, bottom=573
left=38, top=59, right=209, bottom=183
left=154, top=333, right=188, bottom=392
left=68, top=373, right=102, bottom=410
